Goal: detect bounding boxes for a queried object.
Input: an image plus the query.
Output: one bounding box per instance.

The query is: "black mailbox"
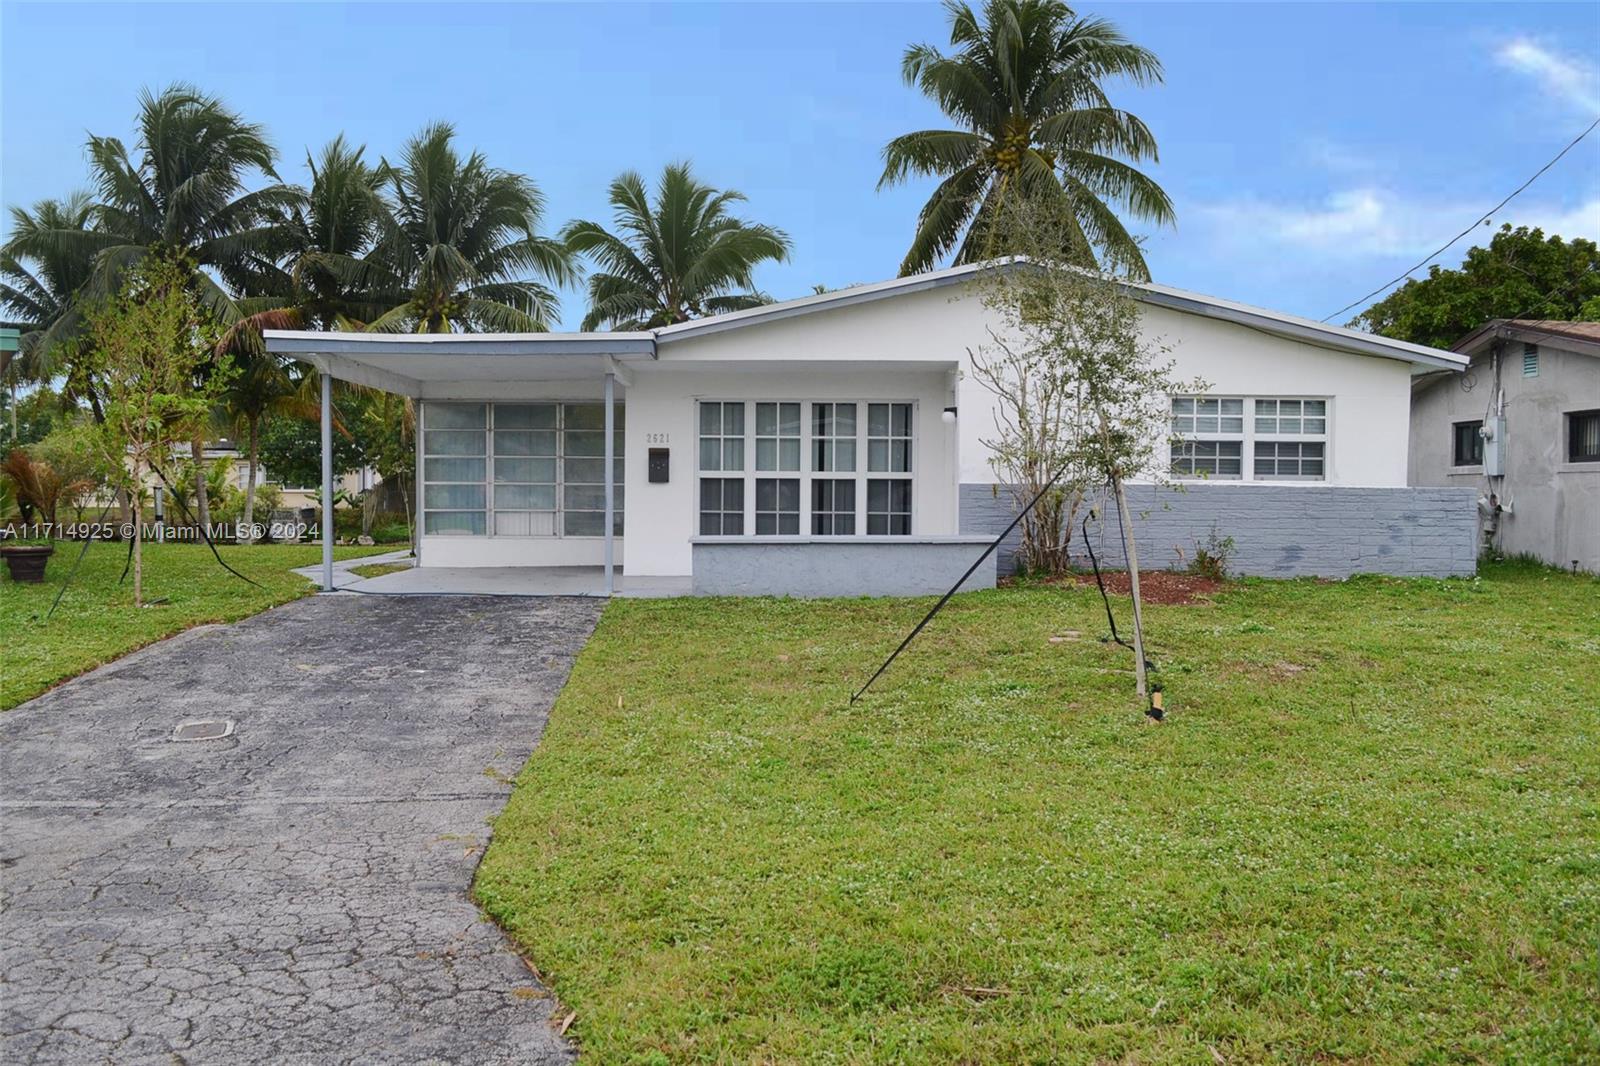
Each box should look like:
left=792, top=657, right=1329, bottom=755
left=648, top=447, right=670, bottom=483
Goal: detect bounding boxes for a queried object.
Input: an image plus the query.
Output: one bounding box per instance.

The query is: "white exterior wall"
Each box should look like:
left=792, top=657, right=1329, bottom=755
left=408, top=280, right=1420, bottom=573
left=622, top=366, right=957, bottom=576
left=954, top=295, right=1414, bottom=487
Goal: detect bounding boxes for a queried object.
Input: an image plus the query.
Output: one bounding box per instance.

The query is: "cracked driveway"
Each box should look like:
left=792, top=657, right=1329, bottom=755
left=1, top=594, right=601, bottom=1065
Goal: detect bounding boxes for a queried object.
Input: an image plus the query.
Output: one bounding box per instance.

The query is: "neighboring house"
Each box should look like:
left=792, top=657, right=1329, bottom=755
left=266, top=262, right=1478, bottom=596
left=1410, top=320, right=1600, bottom=573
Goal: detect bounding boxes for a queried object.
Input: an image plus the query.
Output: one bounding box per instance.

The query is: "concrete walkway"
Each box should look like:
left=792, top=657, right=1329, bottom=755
left=294, top=554, right=692, bottom=598
left=1, top=594, right=600, bottom=1065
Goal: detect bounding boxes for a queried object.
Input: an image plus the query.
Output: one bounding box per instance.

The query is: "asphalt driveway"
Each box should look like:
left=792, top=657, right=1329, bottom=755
left=1, top=594, right=602, bottom=1065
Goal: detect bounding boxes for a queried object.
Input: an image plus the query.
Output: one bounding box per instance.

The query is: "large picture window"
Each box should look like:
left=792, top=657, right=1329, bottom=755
left=420, top=401, right=622, bottom=538
left=1171, top=396, right=1328, bottom=482
left=699, top=400, right=914, bottom=537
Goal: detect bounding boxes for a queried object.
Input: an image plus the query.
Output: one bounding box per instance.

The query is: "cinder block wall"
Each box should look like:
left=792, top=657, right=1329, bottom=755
left=960, top=483, right=1479, bottom=578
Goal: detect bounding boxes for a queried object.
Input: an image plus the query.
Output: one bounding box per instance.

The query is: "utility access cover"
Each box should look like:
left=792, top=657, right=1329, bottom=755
left=172, top=719, right=235, bottom=742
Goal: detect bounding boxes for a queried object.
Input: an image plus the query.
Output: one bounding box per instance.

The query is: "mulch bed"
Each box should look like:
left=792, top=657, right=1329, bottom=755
left=1026, top=569, right=1231, bottom=605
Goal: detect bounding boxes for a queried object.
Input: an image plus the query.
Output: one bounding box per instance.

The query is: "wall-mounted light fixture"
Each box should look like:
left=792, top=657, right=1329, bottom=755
left=941, top=406, right=958, bottom=424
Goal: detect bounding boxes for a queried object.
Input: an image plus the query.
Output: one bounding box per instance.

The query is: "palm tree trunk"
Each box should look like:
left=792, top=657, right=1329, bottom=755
left=242, top=416, right=259, bottom=544
left=192, top=432, right=211, bottom=534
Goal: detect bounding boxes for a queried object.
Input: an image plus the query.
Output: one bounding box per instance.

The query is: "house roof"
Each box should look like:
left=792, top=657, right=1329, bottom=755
left=653, top=261, right=1467, bottom=370
left=1451, top=318, right=1600, bottom=359
left=264, top=261, right=1468, bottom=385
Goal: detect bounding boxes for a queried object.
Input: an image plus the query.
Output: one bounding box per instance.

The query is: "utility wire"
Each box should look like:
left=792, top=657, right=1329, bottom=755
left=1323, top=115, right=1600, bottom=324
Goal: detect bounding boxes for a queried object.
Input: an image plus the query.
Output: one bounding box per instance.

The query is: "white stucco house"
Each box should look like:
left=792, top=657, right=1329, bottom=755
left=265, top=262, right=1478, bottom=597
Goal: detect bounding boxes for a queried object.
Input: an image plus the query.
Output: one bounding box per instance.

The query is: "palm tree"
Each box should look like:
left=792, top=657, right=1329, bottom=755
left=215, top=353, right=321, bottom=541
left=563, top=163, right=792, bottom=331
left=1, top=194, right=103, bottom=429
left=222, top=135, right=389, bottom=342
left=14, top=84, right=302, bottom=337
left=365, top=123, right=575, bottom=332
left=879, top=0, right=1174, bottom=278
left=6, top=85, right=301, bottom=529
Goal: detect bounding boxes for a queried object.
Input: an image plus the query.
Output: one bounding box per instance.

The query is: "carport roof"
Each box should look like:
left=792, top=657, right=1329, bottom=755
left=263, top=330, right=655, bottom=396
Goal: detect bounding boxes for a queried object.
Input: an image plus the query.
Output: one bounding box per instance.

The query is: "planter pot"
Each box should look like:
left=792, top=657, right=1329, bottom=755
left=2, top=543, right=56, bottom=583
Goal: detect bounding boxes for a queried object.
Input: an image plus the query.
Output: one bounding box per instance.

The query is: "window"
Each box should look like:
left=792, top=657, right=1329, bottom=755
left=561, top=403, right=625, bottom=536
left=1172, top=440, right=1243, bottom=478
left=867, top=479, right=912, bottom=535
left=811, top=479, right=855, bottom=534
left=1172, top=397, right=1244, bottom=435
left=1523, top=343, right=1539, bottom=378
left=423, top=403, right=487, bottom=535
left=419, top=401, right=623, bottom=538
left=699, top=402, right=745, bottom=472
left=1171, top=396, right=1328, bottom=481
left=700, top=478, right=744, bottom=535
left=755, top=478, right=800, bottom=534
left=492, top=404, right=557, bottom=535
left=812, top=403, right=857, bottom=472
left=1254, top=441, right=1324, bottom=479
left=1254, top=399, right=1326, bottom=435
left=867, top=403, right=913, bottom=473
left=1452, top=420, right=1484, bottom=467
left=699, top=400, right=915, bottom=537
left=755, top=402, right=801, bottom=472
left=1569, top=410, right=1600, bottom=463
left=1171, top=397, right=1244, bottom=479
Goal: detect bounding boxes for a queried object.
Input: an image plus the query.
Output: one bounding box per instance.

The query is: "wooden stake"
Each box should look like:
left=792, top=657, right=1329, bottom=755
left=1111, top=473, right=1147, bottom=699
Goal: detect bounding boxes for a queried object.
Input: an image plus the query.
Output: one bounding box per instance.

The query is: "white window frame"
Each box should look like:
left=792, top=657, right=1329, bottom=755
left=1170, top=395, right=1330, bottom=483
left=695, top=399, right=919, bottom=537
left=419, top=401, right=623, bottom=539
left=1170, top=396, right=1245, bottom=480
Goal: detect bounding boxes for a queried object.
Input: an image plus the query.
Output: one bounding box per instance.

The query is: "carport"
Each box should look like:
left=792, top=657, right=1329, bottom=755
left=264, top=329, right=655, bottom=596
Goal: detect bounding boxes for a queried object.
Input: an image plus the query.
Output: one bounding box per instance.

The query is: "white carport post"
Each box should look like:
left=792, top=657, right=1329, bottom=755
left=321, top=367, right=334, bottom=592
left=603, top=370, right=616, bottom=595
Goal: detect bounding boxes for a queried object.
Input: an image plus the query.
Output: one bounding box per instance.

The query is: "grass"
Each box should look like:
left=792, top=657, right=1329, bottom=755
left=476, top=562, right=1600, bottom=1063
left=350, top=561, right=411, bottom=579
left=2, top=541, right=392, bottom=710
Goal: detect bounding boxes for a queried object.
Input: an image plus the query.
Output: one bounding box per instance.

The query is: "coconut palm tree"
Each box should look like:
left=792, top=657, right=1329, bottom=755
left=214, top=352, right=321, bottom=541
left=5, top=85, right=301, bottom=529
left=879, top=0, right=1174, bottom=278
left=563, top=164, right=792, bottom=331
left=14, top=84, right=302, bottom=337
left=218, top=136, right=390, bottom=349
left=364, top=123, right=575, bottom=332
left=1, top=194, right=102, bottom=392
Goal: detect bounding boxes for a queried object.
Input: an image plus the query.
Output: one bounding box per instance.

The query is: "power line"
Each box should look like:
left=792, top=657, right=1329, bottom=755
left=1323, top=115, right=1600, bottom=324
left=1506, top=263, right=1598, bottom=322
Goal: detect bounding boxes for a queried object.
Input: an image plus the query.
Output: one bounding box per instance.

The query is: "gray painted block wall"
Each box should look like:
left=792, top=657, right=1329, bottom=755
left=960, top=483, right=1479, bottom=578
left=692, top=537, right=997, bottom=597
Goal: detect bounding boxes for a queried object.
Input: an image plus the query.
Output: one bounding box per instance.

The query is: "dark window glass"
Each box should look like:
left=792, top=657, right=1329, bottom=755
left=811, top=478, right=856, bottom=535
left=1452, top=421, right=1484, bottom=466
left=1569, top=410, right=1600, bottom=463
left=698, top=477, right=744, bottom=535
left=755, top=478, right=800, bottom=535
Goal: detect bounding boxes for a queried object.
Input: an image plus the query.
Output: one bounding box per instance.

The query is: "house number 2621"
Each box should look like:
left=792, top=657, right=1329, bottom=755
left=646, top=432, right=670, bottom=444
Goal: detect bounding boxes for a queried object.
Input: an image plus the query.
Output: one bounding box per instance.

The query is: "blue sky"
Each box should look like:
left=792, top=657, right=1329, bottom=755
left=3, top=1, right=1597, bottom=330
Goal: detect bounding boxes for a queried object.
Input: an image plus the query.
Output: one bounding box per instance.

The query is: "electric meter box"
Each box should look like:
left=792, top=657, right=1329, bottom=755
left=1482, top=417, right=1507, bottom=477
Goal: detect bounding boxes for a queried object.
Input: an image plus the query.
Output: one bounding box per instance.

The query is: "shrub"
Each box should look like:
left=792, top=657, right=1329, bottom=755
left=1186, top=525, right=1236, bottom=581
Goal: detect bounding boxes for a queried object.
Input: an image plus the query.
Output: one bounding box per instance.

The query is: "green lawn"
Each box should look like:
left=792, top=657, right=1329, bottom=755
left=1, top=541, right=392, bottom=710
left=349, top=560, right=412, bottom=579
left=476, top=563, right=1600, bottom=1064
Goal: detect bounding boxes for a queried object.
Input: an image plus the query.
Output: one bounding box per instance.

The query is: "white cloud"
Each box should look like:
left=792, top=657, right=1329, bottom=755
left=1495, top=37, right=1600, bottom=114
left=1192, top=189, right=1599, bottom=260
